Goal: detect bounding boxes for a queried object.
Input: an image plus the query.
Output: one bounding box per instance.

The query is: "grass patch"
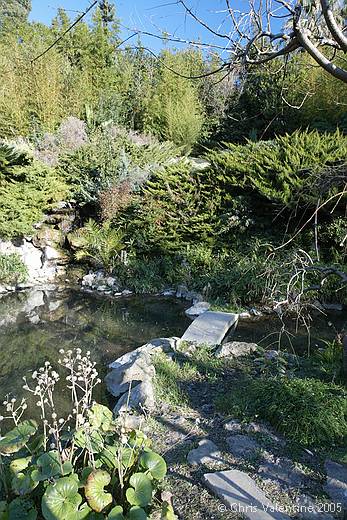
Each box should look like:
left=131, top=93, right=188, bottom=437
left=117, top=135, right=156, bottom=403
left=153, top=347, right=233, bottom=408
left=216, top=376, right=347, bottom=448
left=153, top=353, right=198, bottom=407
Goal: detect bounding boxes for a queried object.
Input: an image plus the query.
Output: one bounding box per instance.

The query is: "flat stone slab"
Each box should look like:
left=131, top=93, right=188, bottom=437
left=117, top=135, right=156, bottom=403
left=181, top=311, right=238, bottom=345
left=323, top=460, right=347, bottom=509
left=187, top=439, right=225, bottom=466
left=259, top=458, right=305, bottom=488
left=203, top=469, right=290, bottom=520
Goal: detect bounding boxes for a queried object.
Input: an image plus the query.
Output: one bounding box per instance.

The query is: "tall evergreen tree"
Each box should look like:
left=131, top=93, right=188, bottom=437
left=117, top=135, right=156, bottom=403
left=0, top=0, right=31, bottom=27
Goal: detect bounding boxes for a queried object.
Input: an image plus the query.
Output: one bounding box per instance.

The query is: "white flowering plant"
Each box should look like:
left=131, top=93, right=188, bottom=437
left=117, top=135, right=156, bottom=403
left=0, top=349, right=176, bottom=520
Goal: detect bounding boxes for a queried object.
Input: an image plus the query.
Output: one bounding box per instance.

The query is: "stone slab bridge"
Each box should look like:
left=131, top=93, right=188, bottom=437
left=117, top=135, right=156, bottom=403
left=181, top=311, right=238, bottom=345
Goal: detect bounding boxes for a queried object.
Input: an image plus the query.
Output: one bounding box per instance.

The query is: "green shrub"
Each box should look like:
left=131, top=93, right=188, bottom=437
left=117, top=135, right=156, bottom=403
left=117, top=161, right=222, bottom=254
left=0, top=253, right=28, bottom=285
left=0, top=350, right=175, bottom=519
left=71, top=219, right=124, bottom=273
left=207, top=129, right=347, bottom=207
left=0, top=144, right=68, bottom=239
left=216, top=377, right=347, bottom=447
left=59, top=127, right=180, bottom=210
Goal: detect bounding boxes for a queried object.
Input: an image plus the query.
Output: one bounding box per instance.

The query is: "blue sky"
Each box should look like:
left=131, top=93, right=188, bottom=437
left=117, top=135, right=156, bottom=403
left=29, top=1, right=232, bottom=53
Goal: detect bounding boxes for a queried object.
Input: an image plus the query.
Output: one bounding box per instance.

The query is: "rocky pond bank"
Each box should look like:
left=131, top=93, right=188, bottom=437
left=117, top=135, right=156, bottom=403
left=106, top=333, right=347, bottom=520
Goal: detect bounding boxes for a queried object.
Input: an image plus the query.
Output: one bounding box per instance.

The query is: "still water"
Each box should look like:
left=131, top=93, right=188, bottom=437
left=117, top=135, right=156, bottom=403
left=0, top=288, right=190, bottom=404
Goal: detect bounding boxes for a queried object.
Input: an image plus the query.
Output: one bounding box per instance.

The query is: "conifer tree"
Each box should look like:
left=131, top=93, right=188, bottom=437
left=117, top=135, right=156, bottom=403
left=0, top=0, right=31, bottom=28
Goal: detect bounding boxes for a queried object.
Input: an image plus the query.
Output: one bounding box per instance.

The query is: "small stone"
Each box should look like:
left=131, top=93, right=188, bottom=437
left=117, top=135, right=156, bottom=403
left=259, top=458, right=305, bottom=488
left=323, top=460, right=347, bottom=509
left=162, top=289, right=175, bottom=296
left=118, top=414, right=144, bottom=431
left=82, top=273, right=95, bottom=287
left=187, top=439, right=225, bottom=466
left=246, top=422, right=285, bottom=445
left=226, top=435, right=260, bottom=458
left=122, top=289, right=133, bottom=296
left=239, top=311, right=252, bottom=319
left=203, top=469, right=290, bottom=519
left=216, top=341, right=258, bottom=358
left=105, top=277, right=116, bottom=287
left=224, top=419, right=242, bottom=433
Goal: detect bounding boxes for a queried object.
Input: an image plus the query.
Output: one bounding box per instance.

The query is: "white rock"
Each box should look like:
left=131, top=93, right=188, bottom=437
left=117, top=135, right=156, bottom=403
left=82, top=273, right=95, bottom=287
left=185, top=301, right=210, bottom=318
left=224, top=419, right=242, bottom=433
left=187, top=439, right=225, bottom=466
left=114, top=381, right=155, bottom=415
left=105, top=353, right=155, bottom=398
left=44, top=245, right=61, bottom=261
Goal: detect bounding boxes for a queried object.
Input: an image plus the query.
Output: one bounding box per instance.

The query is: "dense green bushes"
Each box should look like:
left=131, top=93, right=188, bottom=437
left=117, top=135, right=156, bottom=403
left=207, top=129, right=347, bottom=207
left=0, top=143, right=68, bottom=238
left=217, top=377, right=347, bottom=447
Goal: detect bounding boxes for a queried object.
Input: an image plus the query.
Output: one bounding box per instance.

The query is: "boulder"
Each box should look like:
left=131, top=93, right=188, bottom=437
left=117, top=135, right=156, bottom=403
left=187, top=439, right=225, bottom=466
left=113, top=380, right=155, bottom=415
left=105, top=352, right=155, bottom=398
left=216, top=341, right=258, bottom=358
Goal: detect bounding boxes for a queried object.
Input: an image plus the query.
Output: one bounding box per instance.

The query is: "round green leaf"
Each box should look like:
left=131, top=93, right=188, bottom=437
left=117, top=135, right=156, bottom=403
left=85, top=470, right=112, bottom=513
left=41, top=476, right=83, bottom=520
left=74, top=429, right=105, bottom=454
left=107, top=506, right=124, bottom=520
left=32, top=451, right=72, bottom=482
left=140, top=451, right=167, bottom=480
left=8, top=498, right=37, bottom=520
left=88, top=404, right=114, bottom=432
left=11, top=472, right=38, bottom=496
left=127, top=506, right=148, bottom=520
left=126, top=473, right=152, bottom=508
left=0, top=421, right=37, bottom=454
left=98, top=446, right=119, bottom=470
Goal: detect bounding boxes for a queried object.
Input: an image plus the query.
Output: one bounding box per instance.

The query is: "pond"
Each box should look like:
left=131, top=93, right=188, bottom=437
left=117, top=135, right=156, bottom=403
left=0, top=288, right=345, bottom=417
left=0, top=288, right=190, bottom=412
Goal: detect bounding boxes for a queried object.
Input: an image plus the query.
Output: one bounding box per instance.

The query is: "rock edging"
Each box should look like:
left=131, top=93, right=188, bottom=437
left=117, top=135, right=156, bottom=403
left=106, top=337, right=181, bottom=416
